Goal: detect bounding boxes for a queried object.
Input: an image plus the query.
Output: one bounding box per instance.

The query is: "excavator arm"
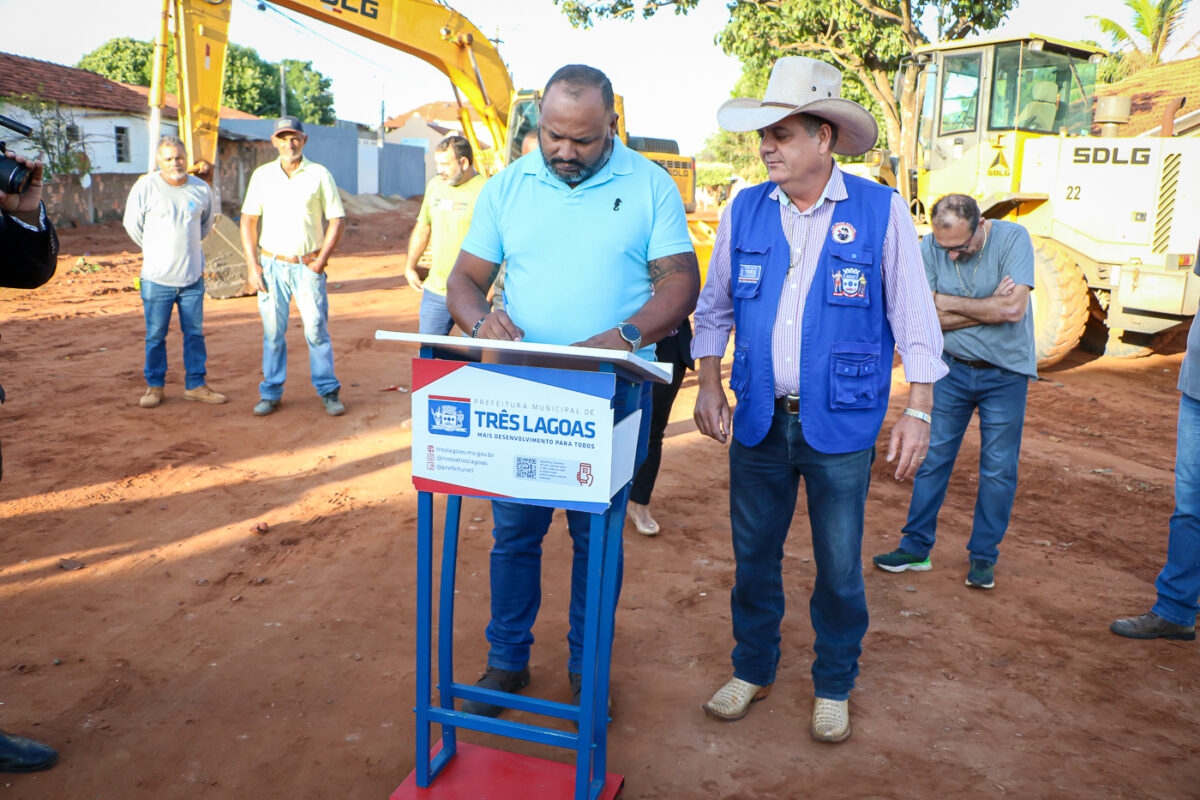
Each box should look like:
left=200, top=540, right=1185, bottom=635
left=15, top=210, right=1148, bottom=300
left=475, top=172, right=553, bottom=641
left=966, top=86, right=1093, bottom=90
left=159, top=0, right=514, bottom=178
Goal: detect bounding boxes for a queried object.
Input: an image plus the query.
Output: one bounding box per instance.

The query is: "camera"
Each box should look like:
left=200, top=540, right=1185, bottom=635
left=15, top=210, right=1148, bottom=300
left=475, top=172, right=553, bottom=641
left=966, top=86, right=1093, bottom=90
left=0, top=114, right=34, bottom=196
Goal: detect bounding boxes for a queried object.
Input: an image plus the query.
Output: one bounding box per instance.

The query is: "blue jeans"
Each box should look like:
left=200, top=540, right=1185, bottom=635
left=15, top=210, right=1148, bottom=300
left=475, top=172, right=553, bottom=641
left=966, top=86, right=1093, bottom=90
left=899, top=359, right=1029, bottom=564
left=141, top=277, right=207, bottom=390
left=1152, top=393, right=1200, bottom=626
left=418, top=290, right=455, bottom=336
left=485, top=382, right=652, bottom=675
left=257, top=255, right=339, bottom=400
left=728, top=409, right=874, bottom=701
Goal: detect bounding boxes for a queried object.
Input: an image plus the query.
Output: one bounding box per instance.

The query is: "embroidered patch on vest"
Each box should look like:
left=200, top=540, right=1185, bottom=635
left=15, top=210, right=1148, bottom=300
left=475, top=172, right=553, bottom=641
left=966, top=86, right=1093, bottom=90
left=832, top=266, right=867, bottom=298
left=738, top=264, right=762, bottom=283
left=831, top=222, right=856, bottom=244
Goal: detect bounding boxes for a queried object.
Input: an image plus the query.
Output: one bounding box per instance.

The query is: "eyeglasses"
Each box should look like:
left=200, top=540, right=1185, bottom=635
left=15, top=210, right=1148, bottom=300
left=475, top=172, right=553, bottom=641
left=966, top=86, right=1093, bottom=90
left=932, top=224, right=979, bottom=255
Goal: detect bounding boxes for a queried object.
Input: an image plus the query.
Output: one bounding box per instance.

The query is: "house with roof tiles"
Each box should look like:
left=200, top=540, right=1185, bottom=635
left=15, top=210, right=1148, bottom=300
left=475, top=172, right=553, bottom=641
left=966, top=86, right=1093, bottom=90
left=1094, top=55, right=1200, bottom=137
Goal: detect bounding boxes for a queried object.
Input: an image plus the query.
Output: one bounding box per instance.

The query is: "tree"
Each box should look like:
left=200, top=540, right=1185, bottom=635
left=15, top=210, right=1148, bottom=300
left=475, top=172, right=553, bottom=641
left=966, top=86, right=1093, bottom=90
left=282, top=60, right=336, bottom=125
left=77, top=38, right=337, bottom=124
left=223, top=43, right=283, bottom=118
left=1090, top=0, right=1196, bottom=73
left=76, top=38, right=157, bottom=86
left=558, top=1, right=1019, bottom=198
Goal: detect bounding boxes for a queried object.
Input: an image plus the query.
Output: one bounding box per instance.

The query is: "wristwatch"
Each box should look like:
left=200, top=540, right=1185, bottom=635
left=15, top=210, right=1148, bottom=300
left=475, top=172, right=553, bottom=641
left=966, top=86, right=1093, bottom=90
left=615, top=322, right=642, bottom=352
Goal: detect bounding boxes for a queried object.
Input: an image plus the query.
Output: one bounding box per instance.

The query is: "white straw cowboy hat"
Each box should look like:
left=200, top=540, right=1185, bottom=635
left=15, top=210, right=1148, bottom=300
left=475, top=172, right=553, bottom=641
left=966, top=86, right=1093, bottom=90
left=717, top=56, right=879, bottom=157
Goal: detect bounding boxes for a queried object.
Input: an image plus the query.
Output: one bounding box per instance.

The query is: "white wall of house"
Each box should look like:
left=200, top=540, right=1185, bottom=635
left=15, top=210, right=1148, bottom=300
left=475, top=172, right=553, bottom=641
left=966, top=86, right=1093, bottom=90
left=0, top=102, right=174, bottom=176
left=357, top=140, right=379, bottom=195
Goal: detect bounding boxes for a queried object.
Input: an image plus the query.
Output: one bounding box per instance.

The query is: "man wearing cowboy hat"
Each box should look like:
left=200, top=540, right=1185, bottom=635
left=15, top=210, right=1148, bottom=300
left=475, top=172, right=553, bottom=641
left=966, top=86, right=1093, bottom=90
left=691, top=56, right=946, bottom=742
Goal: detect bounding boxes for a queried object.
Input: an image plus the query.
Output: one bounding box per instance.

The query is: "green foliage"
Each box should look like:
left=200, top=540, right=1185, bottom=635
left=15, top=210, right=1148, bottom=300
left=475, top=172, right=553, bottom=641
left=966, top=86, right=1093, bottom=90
left=1089, top=0, right=1195, bottom=73
left=282, top=60, right=336, bottom=125
left=76, top=37, right=336, bottom=124
left=555, top=0, right=1018, bottom=160
left=553, top=0, right=699, bottom=28
left=223, top=43, right=282, bottom=117
left=697, top=65, right=768, bottom=183
left=696, top=161, right=736, bottom=188
left=76, top=37, right=158, bottom=86
left=0, top=93, right=93, bottom=178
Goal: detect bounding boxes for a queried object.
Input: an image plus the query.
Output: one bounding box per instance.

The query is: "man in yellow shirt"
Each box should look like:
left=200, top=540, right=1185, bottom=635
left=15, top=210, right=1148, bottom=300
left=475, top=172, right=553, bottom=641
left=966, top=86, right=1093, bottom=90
left=240, top=116, right=346, bottom=417
left=403, top=136, right=486, bottom=334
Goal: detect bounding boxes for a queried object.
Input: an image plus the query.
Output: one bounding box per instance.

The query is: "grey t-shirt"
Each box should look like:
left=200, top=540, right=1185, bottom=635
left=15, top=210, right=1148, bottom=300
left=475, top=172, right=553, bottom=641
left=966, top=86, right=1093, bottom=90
left=922, top=219, right=1037, bottom=379
left=123, top=173, right=214, bottom=287
left=1178, top=262, right=1200, bottom=401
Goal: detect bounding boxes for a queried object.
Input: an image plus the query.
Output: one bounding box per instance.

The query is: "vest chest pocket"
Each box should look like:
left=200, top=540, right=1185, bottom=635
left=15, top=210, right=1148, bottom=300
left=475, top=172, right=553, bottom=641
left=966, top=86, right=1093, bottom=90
left=827, top=246, right=874, bottom=307
left=732, top=245, right=769, bottom=299
left=829, top=342, right=880, bottom=409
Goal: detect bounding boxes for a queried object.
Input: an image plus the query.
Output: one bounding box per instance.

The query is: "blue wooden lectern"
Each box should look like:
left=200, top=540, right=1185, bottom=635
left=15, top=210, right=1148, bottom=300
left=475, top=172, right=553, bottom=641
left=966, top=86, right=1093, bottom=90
left=376, top=331, right=671, bottom=800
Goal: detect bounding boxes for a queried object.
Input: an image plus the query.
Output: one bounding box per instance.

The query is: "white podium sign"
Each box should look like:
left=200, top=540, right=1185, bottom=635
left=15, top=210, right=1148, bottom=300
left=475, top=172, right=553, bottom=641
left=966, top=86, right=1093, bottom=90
left=411, top=359, right=639, bottom=514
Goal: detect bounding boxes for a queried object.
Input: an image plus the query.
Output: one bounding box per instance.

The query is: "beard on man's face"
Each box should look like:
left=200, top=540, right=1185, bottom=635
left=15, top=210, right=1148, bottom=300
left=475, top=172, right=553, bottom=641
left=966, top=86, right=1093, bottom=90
left=543, top=132, right=613, bottom=184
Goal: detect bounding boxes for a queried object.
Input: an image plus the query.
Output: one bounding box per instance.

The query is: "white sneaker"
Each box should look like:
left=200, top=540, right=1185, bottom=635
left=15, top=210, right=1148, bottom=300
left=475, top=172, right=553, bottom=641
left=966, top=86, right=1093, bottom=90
left=810, top=697, right=851, bottom=743
left=702, top=677, right=770, bottom=721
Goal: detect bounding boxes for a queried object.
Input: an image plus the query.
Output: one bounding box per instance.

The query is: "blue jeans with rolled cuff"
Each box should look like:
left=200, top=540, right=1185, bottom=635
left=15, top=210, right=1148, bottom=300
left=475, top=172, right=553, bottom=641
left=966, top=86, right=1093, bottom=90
left=728, top=407, right=874, bottom=702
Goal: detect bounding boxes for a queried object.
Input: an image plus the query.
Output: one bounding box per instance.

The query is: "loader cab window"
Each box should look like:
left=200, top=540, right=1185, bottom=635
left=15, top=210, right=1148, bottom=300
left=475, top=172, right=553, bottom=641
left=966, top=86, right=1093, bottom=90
left=938, top=54, right=981, bottom=135
left=990, top=42, right=1097, bottom=134
left=917, top=62, right=937, bottom=167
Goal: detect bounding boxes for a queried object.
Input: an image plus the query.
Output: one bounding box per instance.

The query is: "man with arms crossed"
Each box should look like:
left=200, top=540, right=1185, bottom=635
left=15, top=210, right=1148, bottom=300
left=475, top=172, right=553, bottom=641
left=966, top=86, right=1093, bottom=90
left=403, top=135, right=485, bottom=334
left=692, top=56, right=945, bottom=743
left=124, top=136, right=226, bottom=408
left=873, top=194, right=1036, bottom=590
left=241, top=116, right=346, bottom=417
left=446, top=64, right=699, bottom=716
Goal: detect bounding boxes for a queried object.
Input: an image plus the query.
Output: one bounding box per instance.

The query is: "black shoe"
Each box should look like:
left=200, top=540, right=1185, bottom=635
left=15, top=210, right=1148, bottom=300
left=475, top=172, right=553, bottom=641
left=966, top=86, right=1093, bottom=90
left=0, top=731, right=58, bottom=773
left=569, top=672, right=613, bottom=730
left=460, top=665, right=530, bottom=718
left=1110, top=611, right=1196, bottom=640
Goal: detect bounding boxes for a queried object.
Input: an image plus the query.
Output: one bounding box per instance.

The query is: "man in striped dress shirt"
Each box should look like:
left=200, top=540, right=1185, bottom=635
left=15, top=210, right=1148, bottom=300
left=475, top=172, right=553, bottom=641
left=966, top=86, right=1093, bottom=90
left=691, top=57, right=946, bottom=743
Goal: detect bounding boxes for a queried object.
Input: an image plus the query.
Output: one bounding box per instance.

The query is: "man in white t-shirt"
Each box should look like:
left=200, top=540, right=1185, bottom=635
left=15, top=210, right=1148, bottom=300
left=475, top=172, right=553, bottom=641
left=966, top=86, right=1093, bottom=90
left=123, top=136, right=226, bottom=408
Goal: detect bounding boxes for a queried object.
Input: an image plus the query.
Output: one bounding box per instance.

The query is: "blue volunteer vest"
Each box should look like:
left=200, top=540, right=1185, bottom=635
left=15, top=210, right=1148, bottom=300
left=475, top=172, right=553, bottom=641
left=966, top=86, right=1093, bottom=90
left=728, top=173, right=896, bottom=453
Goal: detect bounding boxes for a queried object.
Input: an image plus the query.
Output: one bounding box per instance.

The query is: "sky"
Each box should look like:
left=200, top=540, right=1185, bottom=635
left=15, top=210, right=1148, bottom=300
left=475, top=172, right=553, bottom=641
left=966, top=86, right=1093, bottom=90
left=1, top=0, right=1198, bottom=156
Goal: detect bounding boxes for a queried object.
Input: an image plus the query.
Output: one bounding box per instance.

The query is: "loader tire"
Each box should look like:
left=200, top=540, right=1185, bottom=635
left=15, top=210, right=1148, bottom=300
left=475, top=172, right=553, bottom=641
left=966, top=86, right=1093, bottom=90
left=1031, top=237, right=1089, bottom=368
left=1095, top=326, right=1181, bottom=359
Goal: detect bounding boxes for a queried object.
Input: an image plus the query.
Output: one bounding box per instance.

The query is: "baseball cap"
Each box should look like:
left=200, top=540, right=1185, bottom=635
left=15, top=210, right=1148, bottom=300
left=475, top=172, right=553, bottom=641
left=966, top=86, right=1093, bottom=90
left=274, top=116, right=305, bottom=137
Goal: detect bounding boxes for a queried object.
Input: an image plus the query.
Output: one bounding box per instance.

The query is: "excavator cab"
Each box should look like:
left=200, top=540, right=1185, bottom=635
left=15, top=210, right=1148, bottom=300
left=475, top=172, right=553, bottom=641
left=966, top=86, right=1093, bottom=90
left=905, top=34, right=1103, bottom=219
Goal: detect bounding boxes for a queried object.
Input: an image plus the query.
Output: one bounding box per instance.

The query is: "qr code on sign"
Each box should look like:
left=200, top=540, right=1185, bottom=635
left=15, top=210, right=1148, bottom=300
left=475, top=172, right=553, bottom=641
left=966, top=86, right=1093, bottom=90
left=514, top=457, right=537, bottom=479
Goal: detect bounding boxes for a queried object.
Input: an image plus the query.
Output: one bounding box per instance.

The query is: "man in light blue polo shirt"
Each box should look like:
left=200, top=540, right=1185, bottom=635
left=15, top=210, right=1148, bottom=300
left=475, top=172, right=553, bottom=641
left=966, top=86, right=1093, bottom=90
left=446, top=64, right=699, bottom=717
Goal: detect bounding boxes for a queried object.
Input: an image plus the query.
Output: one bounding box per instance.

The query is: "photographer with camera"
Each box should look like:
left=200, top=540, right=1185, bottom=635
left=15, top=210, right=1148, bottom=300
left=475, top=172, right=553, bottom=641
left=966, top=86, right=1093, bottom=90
left=0, top=124, right=61, bottom=772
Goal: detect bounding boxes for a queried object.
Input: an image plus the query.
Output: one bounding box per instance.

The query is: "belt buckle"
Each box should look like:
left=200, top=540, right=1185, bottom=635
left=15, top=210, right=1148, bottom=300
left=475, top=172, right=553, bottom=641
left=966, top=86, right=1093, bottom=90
left=781, top=394, right=799, bottom=414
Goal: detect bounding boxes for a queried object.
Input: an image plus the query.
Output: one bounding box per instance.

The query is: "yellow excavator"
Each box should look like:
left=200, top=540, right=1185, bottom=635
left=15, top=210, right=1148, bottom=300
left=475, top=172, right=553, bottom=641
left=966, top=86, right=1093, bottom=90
left=155, top=0, right=715, bottom=290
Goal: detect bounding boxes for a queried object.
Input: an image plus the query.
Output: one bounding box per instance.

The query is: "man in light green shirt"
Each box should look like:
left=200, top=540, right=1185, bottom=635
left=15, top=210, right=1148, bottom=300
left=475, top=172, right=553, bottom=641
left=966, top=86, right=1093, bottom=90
left=240, top=116, right=346, bottom=418
left=403, top=135, right=485, bottom=334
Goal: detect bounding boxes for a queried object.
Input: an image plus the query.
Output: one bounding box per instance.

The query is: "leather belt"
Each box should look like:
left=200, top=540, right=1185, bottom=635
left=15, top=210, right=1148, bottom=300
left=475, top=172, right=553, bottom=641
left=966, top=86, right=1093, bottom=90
left=947, top=353, right=1000, bottom=370
left=261, top=248, right=319, bottom=264
left=775, top=394, right=800, bottom=414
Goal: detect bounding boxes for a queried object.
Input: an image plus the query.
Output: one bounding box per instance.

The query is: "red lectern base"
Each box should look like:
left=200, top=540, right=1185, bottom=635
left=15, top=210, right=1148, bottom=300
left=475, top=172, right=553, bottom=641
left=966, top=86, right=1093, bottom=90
left=391, top=742, right=623, bottom=800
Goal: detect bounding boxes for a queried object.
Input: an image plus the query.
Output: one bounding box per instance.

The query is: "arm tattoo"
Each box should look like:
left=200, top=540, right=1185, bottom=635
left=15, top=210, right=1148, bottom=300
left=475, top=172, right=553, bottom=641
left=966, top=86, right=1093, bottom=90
left=648, top=251, right=698, bottom=286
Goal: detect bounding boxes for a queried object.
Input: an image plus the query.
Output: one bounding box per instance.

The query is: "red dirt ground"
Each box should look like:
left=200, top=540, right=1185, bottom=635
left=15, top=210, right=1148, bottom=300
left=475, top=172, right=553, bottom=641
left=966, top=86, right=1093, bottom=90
left=1, top=209, right=1197, bottom=800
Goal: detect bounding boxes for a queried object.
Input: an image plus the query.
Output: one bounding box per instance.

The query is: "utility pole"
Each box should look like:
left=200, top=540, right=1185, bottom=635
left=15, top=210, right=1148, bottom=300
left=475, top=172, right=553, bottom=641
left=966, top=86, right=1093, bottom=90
left=279, top=63, right=287, bottom=115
